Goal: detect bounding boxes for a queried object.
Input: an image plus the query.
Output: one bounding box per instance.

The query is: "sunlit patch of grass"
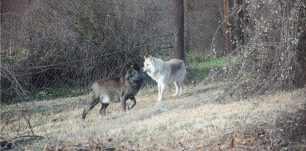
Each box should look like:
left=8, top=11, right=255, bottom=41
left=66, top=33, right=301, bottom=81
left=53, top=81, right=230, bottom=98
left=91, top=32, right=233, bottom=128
left=97, top=88, right=305, bottom=150
left=1, top=82, right=305, bottom=150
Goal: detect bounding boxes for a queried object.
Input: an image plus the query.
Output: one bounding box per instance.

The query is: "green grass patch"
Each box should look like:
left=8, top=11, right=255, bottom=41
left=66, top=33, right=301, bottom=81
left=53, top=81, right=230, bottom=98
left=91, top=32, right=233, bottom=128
left=46, top=135, right=58, bottom=141
left=1, top=84, right=87, bottom=104
left=34, top=119, right=46, bottom=127
left=186, top=51, right=235, bottom=80
left=194, top=56, right=229, bottom=68
left=30, top=85, right=85, bottom=101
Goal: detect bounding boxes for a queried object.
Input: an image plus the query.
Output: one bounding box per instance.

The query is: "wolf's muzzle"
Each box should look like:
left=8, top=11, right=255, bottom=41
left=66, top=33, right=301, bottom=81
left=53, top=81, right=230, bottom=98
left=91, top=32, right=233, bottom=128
left=142, top=67, right=150, bottom=73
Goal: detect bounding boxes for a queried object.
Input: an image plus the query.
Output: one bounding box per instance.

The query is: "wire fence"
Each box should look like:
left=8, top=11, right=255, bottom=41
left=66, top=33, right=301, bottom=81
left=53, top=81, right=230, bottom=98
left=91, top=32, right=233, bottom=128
left=1, top=0, right=305, bottom=149
left=0, top=0, right=227, bottom=104
left=0, top=1, right=227, bottom=146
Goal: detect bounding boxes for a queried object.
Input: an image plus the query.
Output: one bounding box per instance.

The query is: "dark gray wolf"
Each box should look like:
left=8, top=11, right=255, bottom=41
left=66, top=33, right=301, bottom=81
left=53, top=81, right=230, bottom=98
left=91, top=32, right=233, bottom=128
left=82, top=63, right=143, bottom=119
left=143, top=56, right=186, bottom=101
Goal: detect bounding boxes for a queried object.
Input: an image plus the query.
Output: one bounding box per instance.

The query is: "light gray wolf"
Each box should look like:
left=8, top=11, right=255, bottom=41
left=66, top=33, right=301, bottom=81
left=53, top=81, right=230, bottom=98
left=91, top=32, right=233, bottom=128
left=143, top=56, right=186, bottom=101
left=82, top=63, right=143, bottom=119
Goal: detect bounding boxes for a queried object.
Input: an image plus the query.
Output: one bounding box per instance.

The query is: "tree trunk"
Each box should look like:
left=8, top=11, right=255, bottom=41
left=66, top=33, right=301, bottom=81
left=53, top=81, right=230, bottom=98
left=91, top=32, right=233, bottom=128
left=90, top=0, right=98, bottom=28
left=295, top=1, right=306, bottom=88
left=234, top=0, right=244, bottom=52
left=184, top=0, right=190, bottom=52
left=224, top=0, right=232, bottom=55
left=173, top=0, right=185, bottom=61
left=115, top=0, right=124, bottom=49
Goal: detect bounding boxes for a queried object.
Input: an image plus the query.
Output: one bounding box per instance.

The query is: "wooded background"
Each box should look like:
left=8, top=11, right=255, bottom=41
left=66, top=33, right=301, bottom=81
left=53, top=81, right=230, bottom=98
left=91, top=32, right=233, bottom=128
left=1, top=0, right=306, bottom=102
left=1, top=0, right=227, bottom=103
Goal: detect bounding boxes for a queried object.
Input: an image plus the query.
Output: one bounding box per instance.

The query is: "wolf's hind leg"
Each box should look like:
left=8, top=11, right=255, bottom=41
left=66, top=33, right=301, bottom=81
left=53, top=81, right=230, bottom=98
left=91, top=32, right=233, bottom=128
left=178, top=81, right=184, bottom=95
left=173, top=81, right=179, bottom=96
left=128, top=96, right=136, bottom=110
left=99, top=103, right=109, bottom=116
left=82, top=97, right=99, bottom=119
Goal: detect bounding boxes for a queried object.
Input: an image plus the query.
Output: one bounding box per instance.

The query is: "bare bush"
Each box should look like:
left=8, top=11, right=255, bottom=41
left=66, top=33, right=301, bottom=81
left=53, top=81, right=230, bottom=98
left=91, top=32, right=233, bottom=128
left=0, top=0, right=174, bottom=147
left=223, top=0, right=306, bottom=99
left=0, top=0, right=173, bottom=102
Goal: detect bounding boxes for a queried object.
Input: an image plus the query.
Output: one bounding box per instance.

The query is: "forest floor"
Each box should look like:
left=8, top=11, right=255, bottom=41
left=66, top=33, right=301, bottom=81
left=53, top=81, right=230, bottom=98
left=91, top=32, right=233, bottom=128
left=1, top=82, right=306, bottom=150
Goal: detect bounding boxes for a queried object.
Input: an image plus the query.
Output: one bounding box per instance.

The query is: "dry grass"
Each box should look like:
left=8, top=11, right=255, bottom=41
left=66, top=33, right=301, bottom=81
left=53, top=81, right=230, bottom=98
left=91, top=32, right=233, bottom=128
left=1, top=82, right=305, bottom=150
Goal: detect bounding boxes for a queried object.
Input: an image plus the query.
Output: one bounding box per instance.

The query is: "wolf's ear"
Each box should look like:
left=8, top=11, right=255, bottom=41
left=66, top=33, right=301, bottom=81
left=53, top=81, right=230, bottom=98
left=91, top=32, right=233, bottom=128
left=132, top=63, right=141, bottom=71
left=144, top=56, right=148, bottom=59
left=148, top=55, right=153, bottom=59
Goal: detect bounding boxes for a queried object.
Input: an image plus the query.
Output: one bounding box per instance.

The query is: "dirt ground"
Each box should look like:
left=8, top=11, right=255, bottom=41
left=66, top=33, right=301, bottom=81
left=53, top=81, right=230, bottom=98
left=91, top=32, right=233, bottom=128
left=1, top=82, right=305, bottom=150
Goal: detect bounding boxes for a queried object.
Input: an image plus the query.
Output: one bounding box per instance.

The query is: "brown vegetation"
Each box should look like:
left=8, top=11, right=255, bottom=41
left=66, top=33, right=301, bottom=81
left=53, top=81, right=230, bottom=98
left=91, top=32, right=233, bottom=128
left=1, top=0, right=306, bottom=150
left=1, top=83, right=305, bottom=150
left=220, top=0, right=306, bottom=98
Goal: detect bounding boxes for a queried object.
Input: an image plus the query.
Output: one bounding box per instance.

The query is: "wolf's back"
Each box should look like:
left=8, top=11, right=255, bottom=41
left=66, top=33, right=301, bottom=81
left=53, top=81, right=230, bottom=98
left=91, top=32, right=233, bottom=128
left=168, top=59, right=186, bottom=73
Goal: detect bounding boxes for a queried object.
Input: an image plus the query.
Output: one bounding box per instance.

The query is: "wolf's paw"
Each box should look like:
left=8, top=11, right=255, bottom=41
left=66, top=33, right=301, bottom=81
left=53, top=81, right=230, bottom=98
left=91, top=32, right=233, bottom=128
left=172, top=93, right=178, bottom=96
left=157, top=96, right=162, bottom=101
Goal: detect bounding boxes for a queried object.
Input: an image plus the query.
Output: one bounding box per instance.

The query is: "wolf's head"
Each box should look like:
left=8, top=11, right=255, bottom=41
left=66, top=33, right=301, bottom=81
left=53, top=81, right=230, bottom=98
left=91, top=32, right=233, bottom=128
left=143, top=56, right=158, bottom=74
left=125, top=63, right=143, bottom=83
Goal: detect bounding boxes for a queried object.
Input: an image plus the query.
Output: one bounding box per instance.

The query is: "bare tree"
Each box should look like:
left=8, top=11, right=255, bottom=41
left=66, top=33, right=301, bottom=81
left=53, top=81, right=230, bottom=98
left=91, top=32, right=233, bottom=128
left=173, top=0, right=185, bottom=61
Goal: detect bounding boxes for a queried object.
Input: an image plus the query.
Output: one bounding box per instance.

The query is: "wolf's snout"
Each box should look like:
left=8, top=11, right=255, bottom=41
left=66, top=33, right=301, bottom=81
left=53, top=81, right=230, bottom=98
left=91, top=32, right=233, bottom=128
left=142, top=67, right=146, bottom=72
left=142, top=67, right=151, bottom=73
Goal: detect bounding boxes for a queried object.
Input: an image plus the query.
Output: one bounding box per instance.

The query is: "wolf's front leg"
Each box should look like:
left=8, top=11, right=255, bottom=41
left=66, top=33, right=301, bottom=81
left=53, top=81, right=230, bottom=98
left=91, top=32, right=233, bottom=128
left=157, top=83, right=161, bottom=101
left=121, top=98, right=127, bottom=111
left=158, top=83, right=165, bottom=101
left=82, top=97, right=99, bottom=119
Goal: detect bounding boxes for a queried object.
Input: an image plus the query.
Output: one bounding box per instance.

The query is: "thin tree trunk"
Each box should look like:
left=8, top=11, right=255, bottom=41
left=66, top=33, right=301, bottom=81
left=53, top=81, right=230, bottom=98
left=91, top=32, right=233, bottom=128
left=115, top=0, right=124, bottom=49
left=53, top=0, right=60, bottom=32
left=234, top=0, right=243, bottom=52
left=90, top=0, right=98, bottom=28
left=173, top=0, right=185, bottom=61
left=224, top=0, right=232, bottom=55
left=184, top=0, right=190, bottom=52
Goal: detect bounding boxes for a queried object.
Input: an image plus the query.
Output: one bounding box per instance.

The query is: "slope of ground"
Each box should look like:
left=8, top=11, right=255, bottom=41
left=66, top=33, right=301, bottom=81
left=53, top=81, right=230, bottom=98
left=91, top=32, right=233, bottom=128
left=1, top=82, right=305, bottom=150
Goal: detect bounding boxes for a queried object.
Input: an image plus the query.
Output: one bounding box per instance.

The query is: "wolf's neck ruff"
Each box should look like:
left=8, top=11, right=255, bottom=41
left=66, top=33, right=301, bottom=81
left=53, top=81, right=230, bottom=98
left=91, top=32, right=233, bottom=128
left=150, top=58, right=165, bottom=76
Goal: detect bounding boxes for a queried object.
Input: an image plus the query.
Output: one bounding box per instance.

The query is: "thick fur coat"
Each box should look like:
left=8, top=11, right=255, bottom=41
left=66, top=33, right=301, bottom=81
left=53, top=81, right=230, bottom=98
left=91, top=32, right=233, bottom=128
left=143, top=56, right=186, bottom=101
left=82, top=63, right=143, bottom=119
